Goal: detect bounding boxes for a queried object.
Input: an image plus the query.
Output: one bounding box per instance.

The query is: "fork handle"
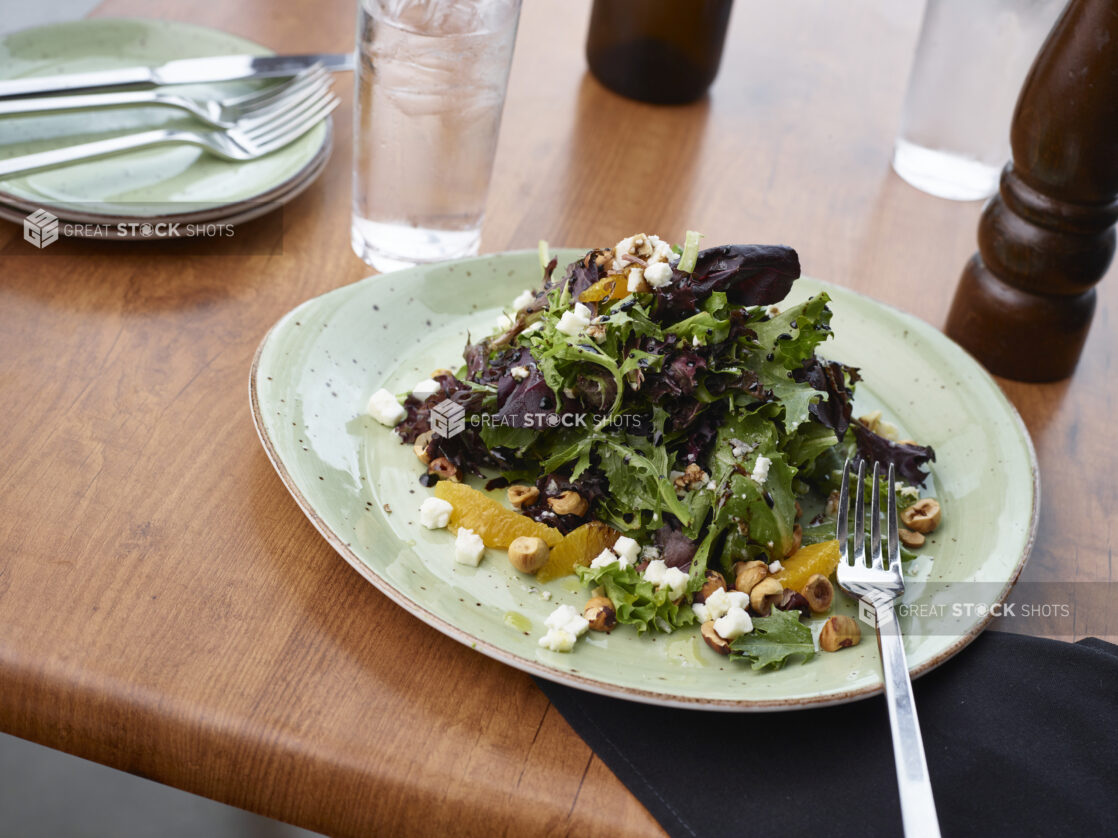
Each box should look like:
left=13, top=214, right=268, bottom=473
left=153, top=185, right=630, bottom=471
left=0, top=90, right=187, bottom=119
left=0, top=129, right=181, bottom=178
left=875, top=600, right=942, bottom=838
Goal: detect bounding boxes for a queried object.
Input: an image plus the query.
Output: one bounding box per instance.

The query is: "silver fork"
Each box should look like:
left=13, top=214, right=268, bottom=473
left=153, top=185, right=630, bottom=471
left=0, top=65, right=331, bottom=129
left=0, top=78, right=338, bottom=177
left=836, top=458, right=941, bottom=838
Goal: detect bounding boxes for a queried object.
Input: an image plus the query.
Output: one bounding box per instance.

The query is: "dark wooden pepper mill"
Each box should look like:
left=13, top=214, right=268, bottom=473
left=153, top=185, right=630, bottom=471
left=944, top=0, right=1118, bottom=381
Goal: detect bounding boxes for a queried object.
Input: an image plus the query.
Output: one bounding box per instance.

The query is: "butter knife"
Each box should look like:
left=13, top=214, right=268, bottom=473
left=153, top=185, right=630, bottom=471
left=0, top=53, right=353, bottom=99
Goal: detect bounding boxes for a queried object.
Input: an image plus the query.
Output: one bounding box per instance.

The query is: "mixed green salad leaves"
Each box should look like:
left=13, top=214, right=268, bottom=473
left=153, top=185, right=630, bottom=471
left=395, top=234, right=935, bottom=669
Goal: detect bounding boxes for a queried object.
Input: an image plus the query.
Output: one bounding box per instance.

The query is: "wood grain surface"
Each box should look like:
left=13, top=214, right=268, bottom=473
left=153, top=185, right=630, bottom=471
left=0, top=1, right=1113, bottom=835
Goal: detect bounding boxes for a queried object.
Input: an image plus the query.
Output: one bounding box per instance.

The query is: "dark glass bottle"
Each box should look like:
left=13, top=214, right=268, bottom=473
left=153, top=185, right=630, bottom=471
left=585, top=0, right=734, bottom=104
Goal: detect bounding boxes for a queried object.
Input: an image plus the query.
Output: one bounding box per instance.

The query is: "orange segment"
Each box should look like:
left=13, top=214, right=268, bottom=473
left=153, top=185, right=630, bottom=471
left=536, top=521, right=621, bottom=583
left=433, top=482, right=562, bottom=548
left=771, top=539, right=841, bottom=592
left=578, top=275, right=628, bottom=303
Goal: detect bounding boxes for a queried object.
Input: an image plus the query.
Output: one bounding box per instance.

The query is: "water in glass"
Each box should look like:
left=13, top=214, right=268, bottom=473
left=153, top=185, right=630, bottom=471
left=352, top=0, right=521, bottom=271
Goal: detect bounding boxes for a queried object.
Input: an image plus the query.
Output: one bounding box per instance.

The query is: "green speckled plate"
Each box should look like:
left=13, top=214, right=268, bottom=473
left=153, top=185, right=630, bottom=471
left=0, top=19, right=329, bottom=218
left=250, top=250, right=1039, bottom=711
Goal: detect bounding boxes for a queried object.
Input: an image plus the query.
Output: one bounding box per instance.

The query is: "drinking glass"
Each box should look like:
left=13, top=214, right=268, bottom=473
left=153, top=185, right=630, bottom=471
left=892, top=0, right=1065, bottom=201
left=352, top=0, right=522, bottom=271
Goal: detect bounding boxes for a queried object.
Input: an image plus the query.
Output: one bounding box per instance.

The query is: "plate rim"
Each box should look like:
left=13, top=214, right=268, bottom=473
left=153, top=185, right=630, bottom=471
left=249, top=251, right=1041, bottom=712
left=0, top=16, right=332, bottom=219
left=0, top=123, right=332, bottom=238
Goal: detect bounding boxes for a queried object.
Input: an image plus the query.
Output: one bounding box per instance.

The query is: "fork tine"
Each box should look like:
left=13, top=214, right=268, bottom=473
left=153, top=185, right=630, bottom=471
left=852, top=459, right=867, bottom=567
left=220, top=65, right=323, bottom=109
left=254, top=94, right=339, bottom=155
left=238, top=76, right=332, bottom=134
left=870, top=461, right=884, bottom=569
left=837, top=459, right=851, bottom=564
left=244, top=84, right=334, bottom=144
left=234, top=67, right=330, bottom=122
left=886, top=462, right=899, bottom=569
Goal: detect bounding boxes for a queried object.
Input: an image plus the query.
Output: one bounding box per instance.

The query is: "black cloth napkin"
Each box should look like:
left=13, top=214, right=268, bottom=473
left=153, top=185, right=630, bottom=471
left=535, top=631, right=1118, bottom=838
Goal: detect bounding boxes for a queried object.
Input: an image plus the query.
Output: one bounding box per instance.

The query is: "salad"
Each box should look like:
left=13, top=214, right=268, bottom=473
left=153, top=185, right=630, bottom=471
left=368, top=233, right=940, bottom=670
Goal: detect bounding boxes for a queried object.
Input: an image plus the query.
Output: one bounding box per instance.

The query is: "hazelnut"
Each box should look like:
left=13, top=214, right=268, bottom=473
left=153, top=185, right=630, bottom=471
left=547, top=490, right=588, bottom=517
left=858, top=410, right=883, bottom=434
left=801, top=574, right=834, bottom=613
left=507, top=536, right=549, bottom=574
left=901, top=498, right=941, bottom=533
left=507, top=484, right=540, bottom=509
left=700, top=620, right=730, bottom=654
left=733, top=560, right=768, bottom=594
left=898, top=527, right=925, bottom=548
left=777, top=588, right=812, bottom=620
left=749, top=577, right=784, bottom=616
left=583, top=596, right=616, bottom=632
left=695, top=570, right=726, bottom=604
left=820, top=616, right=862, bottom=652
left=784, top=524, right=803, bottom=558
left=413, top=430, right=434, bottom=465
left=428, top=457, right=459, bottom=482
left=825, top=490, right=841, bottom=517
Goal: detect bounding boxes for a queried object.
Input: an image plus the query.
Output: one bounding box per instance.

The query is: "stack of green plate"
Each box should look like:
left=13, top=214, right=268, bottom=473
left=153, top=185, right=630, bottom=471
left=0, top=18, right=333, bottom=239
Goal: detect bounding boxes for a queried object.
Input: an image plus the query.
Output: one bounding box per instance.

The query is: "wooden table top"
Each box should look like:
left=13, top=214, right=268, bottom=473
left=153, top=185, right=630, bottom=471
left=1, top=1, right=1114, bottom=835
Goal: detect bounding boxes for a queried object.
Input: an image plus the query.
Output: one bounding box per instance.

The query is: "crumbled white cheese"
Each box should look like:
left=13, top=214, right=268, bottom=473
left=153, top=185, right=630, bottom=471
left=691, top=335, right=701, bottom=348
left=640, top=545, right=661, bottom=561
left=752, top=455, right=771, bottom=484
left=522, top=321, right=544, bottom=334
left=694, top=586, right=735, bottom=623
left=454, top=528, right=486, bottom=566
left=545, top=604, right=583, bottom=631
left=412, top=378, right=441, bottom=400
left=590, top=548, right=620, bottom=569
left=510, top=365, right=530, bottom=381
left=898, top=485, right=920, bottom=501
left=643, top=559, right=667, bottom=586
left=366, top=388, right=406, bottom=426
left=705, top=481, right=716, bottom=491
left=661, top=567, right=689, bottom=600
left=612, top=536, right=641, bottom=564
left=644, top=261, right=673, bottom=288
left=643, top=560, right=688, bottom=599
left=729, top=438, right=754, bottom=458
left=495, top=312, right=514, bottom=331
left=626, top=267, right=645, bottom=292
left=539, top=603, right=590, bottom=652
left=714, top=607, right=753, bottom=640
left=725, top=591, right=749, bottom=611
left=768, top=559, right=784, bottom=574
left=512, top=289, right=535, bottom=310
left=556, top=303, right=592, bottom=336
left=538, top=628, right=576, bottom=652
left=418, top=497, right=453, bottom=529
